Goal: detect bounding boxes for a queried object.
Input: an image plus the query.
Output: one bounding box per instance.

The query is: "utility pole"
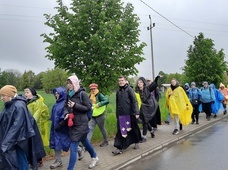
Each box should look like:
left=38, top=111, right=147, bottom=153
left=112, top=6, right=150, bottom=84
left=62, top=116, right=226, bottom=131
left=147, top=15, right=155, bottom=80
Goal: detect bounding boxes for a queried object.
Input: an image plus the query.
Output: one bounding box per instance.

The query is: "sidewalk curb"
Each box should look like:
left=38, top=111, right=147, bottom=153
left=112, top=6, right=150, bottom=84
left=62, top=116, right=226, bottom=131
left=113, top=115, right=228, bottom=170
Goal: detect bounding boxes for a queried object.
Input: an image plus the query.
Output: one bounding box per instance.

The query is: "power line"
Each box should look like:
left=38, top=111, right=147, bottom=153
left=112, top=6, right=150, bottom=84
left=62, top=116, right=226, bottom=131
left=140, top=0, right=194, bottom=38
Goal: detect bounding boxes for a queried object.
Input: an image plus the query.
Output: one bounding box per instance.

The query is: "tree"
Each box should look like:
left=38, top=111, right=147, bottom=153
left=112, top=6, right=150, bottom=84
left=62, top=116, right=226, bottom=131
left=41, top=0, right=146, bottom=94
left=0, top=69, right=22, bottom=88
left=41, top=68, right=69, bottom=93
left=20, top=70, right=36, bottom=90
left=183, top=33, right=227, bottom=87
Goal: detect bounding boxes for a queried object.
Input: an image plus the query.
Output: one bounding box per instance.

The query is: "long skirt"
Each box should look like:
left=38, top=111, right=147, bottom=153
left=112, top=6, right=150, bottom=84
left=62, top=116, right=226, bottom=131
left=114, top=115, right=141, bottom=150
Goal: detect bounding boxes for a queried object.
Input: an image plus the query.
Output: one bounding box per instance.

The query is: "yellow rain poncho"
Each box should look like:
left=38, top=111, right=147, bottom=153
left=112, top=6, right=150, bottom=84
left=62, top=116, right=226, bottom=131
left=165, top=86, right=192, bottom=125
left=27, top=94, right=50, bottom=146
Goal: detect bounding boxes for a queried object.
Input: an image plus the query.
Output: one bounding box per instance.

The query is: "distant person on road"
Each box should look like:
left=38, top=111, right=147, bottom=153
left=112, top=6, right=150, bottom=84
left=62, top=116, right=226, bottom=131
left=210, top=83, right=224, bottom=118
left=165, top=78, right=193, bottom=135
left=135, top=76, right=160, bottom=142
left=188, top=82, right=202, bottom=124
left=49, top=86, right=71, bottom=169
left=219, top=83, right=228, bottom=115
left=112, top=75, right=141, bottom=155
left=24, top=86, right=50, bottom=167
left=87, top=83, right=109, bottom=147
left=64, top=75, right=99, bottom=169
left=0, top=85, right=45, bottom=169
left=200, top=81, right=215, bottom=121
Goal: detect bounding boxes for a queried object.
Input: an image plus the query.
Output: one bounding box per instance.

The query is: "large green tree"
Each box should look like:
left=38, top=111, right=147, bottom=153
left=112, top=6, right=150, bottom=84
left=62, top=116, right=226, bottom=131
left=41, top=0, right=146, bottom=94
left=183, top=33, right=227, bottom=87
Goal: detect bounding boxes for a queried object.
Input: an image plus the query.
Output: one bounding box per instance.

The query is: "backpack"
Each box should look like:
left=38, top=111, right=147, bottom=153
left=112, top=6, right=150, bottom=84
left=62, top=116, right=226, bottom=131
left=79, top=91, right=93, bottom=120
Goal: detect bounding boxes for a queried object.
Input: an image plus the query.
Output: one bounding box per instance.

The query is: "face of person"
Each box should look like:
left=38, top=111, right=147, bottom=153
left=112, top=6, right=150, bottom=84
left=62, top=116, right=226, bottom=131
left=191, top=84, right=195, bottom=88
left=90, top=88, right=96, bottom=93
left=55, top=92, right=60, bottom=100
left=118, top=77, right=127, bottom=87
left=137, top=80, right=144, bottom=90
left=67, top=80, right=74, bottom=90
left=24, top=89, right=33, bottom=99
left=0, top=95, right=11, bottom=103
left=203, top=83, right=208, bottom=88
left=171, top=79, right=177, bottom=86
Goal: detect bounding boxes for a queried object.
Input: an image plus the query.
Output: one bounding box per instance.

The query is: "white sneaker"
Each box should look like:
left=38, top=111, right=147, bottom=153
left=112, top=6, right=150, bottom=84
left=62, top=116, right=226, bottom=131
left=88, top=157, right=99, bottom=169
left=50, top=159, right=62, bottom=169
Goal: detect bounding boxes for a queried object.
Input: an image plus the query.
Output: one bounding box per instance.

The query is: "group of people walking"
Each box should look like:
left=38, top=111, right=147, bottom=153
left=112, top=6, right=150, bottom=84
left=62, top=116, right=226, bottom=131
left=165, top=79, right=228, bottom=136
left=1, top=73, right=227, bottom=170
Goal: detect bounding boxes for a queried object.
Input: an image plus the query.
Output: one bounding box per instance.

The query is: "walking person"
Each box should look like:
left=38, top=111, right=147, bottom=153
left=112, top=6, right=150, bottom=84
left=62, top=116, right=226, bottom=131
left=210, top=83, right=224, bottom=118
left=0, top=85, right=45, bottom=170
left=112, top=76, right=141, bottom=155
left=49, top=87, right=71, bottom=169
left=188, top=82, right=202, bottom=124
left=219, top=83, right=228, bottom=115
left=87, top=83, right=109, bottom=147
left=64, top=75, right=99, bottom=170
left=165, top=78, right=193, bottom=135
left=135, top=76, right=160, bottom=142
left=24, top=87, right=50, bottom=167
left=200, top=81, right=215, bottom=121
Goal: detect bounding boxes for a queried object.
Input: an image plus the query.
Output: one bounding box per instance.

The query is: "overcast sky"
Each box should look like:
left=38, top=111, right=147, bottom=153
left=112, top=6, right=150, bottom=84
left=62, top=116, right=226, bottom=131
left=1, top=0, right=228, bottom=79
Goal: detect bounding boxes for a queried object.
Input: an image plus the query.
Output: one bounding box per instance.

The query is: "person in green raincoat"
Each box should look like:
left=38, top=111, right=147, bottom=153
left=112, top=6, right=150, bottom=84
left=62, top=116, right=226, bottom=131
left=165, top=78, right=193, bottom=135
left=24, top=87, right=50, bottom=167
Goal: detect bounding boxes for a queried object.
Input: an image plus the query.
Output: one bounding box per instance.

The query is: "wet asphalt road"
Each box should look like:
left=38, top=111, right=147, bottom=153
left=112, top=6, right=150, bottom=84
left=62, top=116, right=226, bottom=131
left=124, top=120, right=228, bottom=170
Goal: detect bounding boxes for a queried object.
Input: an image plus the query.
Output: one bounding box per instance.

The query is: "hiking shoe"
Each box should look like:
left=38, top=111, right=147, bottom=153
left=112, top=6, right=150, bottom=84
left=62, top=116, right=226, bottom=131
left=78, top=146, right=85, bottom=160
left=191, top=121, right=195, bottom=124
left=112, top=149, right=123, bottom=155
left=50, top=159, right=62, bottom=169
left=139, top=138, right=146, bottom=143
left=151, top=131, right=155, bottom=138
left=100, top=141, right=109, bottom=147
left=172, top=129, right=179, bottom=135
left=224, top=110, right=227, bottom=115
left=213, top=115, right=217, bottom=118
left=164, top=120, right=170, bottom=125
left=88, top=157, right=99, bottom=169
left=133, top=143, right=139, bottom=149
left=196, top=121, right=199, bottom=124
left=38, top=161, right=43, bottom=167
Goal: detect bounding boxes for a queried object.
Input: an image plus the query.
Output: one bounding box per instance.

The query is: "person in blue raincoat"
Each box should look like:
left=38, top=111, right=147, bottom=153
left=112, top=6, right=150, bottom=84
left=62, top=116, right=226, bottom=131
left=210, top=83, right=224, bottom=118
left=200, top=81, right=216, bottom=121
left=49, top=87, right=71, bottom=169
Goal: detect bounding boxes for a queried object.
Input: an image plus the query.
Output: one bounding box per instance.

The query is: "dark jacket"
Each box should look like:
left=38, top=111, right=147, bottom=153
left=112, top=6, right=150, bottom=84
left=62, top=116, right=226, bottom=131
left=0, top=95, right=45, bottom=170
left=50, top=87, right=71, bottom=151
left=136, top=76, right=159, bottom=123
left=116, top=84, right=139, bottom=116
left=64, top=87, right=91, bottom=141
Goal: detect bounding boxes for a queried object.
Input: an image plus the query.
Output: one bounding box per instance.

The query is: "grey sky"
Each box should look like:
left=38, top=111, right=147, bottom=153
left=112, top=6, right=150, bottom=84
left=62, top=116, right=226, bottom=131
left=0, top=0, right=228, bottom=79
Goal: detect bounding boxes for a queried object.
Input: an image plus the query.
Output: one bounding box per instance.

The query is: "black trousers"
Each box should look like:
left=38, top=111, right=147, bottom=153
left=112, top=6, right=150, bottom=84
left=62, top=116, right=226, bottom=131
left=202, top=102, right=212, bottom=118
left=191, top=104, right=200, bottom=122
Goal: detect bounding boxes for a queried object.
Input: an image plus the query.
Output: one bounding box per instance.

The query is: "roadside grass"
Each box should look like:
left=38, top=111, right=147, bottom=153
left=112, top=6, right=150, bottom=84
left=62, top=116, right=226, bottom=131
left=0, top=91, right=169, bottom=156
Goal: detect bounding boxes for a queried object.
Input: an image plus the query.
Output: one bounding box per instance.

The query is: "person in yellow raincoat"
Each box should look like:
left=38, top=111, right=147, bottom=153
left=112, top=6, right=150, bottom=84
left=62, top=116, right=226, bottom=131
left=165, top=78, right=193, bottom=135
left=24, top=87, right=50, bottom=167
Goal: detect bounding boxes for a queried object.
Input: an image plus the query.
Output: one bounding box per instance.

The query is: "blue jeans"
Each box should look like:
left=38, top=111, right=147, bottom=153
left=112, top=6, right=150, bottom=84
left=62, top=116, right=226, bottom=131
left=16, top=146, right=28, bottom=170
left=67, top=138, right=97, bottom=170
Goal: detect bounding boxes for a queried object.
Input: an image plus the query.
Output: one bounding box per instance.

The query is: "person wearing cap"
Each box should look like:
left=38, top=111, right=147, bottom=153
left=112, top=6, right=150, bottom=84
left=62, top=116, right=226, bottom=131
left=188, top=82, right=202, bottom=124
left=24, top=87, right=50, bottom=167
left=200, top=81, right=215, bottom=121
left=87, top=83, right=109, bottom=147
left=0, top=85, right=46, bottom=169
left=64, top=75, right=99, bottom=169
